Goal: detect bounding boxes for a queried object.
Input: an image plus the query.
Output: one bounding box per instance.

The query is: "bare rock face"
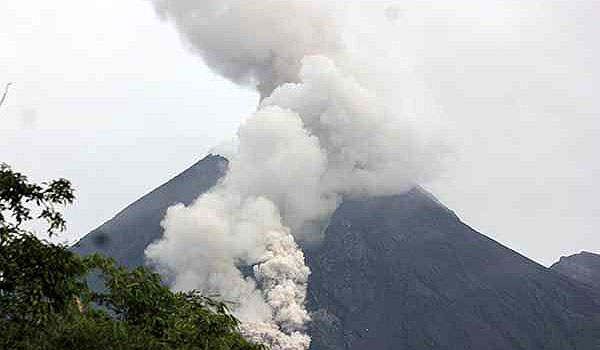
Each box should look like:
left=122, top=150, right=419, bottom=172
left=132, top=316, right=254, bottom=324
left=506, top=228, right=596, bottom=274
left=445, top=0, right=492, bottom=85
left=552, top=251, right=600, bottom=290
left=73, top=155, right=600, bottom=350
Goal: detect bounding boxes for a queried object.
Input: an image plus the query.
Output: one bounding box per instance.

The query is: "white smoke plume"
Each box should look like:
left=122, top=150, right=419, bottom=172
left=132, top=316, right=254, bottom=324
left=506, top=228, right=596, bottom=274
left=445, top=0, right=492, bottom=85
left=150, top=0, right=340, bottom=97
left=145, top=190, right=311, bottom=350
left=145, top=1, right=446, bottom=349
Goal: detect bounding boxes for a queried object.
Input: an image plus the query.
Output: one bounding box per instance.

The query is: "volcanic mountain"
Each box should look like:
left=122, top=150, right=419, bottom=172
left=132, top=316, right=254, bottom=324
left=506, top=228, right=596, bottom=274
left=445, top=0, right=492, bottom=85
left=73, top=155, right=600, bottom=350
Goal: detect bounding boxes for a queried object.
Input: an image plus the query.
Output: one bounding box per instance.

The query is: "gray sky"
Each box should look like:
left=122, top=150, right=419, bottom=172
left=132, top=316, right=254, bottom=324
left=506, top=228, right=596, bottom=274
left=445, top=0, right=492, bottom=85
left=1, top=0, right=598, bottom=266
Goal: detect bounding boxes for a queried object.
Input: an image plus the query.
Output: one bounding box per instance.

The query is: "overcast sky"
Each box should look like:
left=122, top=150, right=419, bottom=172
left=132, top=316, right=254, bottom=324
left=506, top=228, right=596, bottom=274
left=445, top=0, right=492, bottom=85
left=1, top=0, right=598, bottom=266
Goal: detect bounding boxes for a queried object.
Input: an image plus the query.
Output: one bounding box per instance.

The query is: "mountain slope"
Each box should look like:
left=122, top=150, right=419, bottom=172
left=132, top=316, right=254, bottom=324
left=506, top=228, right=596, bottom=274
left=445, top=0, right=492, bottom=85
left=306, top=191, right=600, bottom=350
left=552, top=252, right=600, bottom=290
left=73, top=155, right=227, bottom=268
left=73, top=155, right=600, bottom=350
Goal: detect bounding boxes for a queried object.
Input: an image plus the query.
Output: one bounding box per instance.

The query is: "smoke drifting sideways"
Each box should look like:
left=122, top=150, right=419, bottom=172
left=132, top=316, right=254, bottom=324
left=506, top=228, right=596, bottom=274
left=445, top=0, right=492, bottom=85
left=145, top=1, right=447, bottom=349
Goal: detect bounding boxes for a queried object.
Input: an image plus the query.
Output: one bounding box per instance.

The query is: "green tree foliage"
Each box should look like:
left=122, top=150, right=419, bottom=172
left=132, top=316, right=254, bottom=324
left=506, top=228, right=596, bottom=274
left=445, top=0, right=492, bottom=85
left=0, top=163, right=264, bottom=350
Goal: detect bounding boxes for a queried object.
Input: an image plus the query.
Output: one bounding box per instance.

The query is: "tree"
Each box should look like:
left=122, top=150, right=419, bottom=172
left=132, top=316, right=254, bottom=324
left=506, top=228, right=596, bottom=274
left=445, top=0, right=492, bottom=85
left=0, top=162, right=80, bottom=324
left=0, top=163, right=264, bottom=350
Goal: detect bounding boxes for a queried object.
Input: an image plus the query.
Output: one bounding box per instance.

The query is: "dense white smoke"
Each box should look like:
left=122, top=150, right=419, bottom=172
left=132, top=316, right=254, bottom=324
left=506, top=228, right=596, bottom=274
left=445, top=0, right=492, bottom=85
left=150, top=0, right=340, bottom=97
left=146, top=191, right=311, bottom=350
left=145, top=1, right=445, bottom=349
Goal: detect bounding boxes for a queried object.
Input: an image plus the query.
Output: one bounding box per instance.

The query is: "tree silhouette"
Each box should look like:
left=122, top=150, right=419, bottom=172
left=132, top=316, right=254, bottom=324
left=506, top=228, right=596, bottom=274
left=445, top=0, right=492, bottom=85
left=0, top=163, right=264, bottom=350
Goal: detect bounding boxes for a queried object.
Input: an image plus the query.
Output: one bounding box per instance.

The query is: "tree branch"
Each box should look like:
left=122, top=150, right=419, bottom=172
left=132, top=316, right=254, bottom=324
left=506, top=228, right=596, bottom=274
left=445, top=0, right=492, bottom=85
left=0, top=82, right=13, bottom=110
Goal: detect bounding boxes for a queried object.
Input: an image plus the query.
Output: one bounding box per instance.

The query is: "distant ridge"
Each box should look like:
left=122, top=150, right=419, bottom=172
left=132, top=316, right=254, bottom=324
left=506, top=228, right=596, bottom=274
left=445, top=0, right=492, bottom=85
left=552, top=251, right=600, bottom=290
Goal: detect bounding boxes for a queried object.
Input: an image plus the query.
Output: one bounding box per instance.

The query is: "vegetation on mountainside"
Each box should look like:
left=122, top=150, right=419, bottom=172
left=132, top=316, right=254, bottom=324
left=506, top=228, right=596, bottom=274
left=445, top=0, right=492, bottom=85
left=0, top=163, right=264, bottom=350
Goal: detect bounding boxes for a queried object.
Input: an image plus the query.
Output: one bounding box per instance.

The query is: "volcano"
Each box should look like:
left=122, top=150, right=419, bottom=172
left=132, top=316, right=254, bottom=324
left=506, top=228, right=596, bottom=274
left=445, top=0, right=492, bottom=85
left=73, top=155, right=600, bottom=350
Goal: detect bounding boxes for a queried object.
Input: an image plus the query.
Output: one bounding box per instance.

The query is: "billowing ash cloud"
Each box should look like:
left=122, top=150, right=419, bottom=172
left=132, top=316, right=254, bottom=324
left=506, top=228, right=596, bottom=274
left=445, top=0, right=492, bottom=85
left=150, top=0, right=340, bottom=97
left=145, top=1, right=446, bottom=349
left=146, top=191, right=311, bottom=350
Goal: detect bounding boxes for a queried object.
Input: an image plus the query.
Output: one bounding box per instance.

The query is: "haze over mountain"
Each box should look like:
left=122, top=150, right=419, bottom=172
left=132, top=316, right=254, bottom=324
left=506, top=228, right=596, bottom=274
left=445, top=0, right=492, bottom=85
left=74, top=155, right=600, bottom=350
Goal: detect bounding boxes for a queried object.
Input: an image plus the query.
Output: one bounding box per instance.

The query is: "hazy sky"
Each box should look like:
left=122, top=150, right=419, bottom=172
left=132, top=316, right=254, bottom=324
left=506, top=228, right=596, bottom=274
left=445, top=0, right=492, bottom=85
left=1, top=0, right=598, bottom=266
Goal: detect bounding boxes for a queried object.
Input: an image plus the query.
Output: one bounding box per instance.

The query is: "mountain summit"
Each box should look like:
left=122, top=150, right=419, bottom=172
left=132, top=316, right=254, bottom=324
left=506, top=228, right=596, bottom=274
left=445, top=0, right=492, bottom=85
left=74, top=155, right=600, bottom=350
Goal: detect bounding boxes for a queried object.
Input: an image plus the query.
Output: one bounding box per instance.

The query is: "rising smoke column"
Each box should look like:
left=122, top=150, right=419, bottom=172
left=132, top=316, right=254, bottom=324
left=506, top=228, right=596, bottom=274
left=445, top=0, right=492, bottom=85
left=146, top=106, right=323, bottom=350
left=145, top=1, right=445, bottom=349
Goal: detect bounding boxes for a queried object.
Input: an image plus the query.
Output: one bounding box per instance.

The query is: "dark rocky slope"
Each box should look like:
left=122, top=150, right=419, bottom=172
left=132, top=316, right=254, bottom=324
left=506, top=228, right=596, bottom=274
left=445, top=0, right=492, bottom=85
left=306, top=191, right=600, bottom=350
left=552, top=251, right=600, bottom=290
left=73, top=155, right=600, bottom=350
